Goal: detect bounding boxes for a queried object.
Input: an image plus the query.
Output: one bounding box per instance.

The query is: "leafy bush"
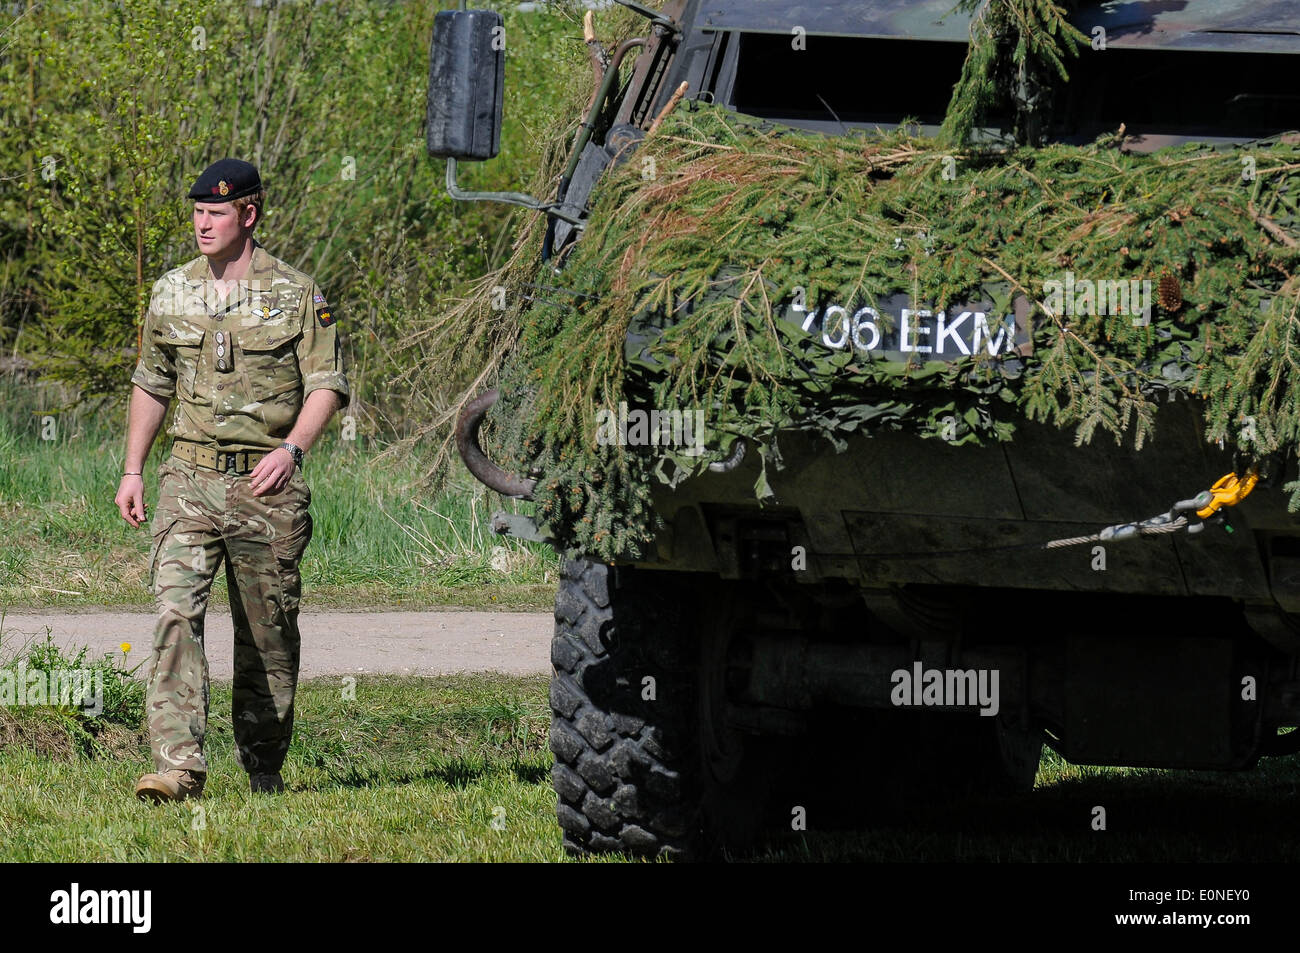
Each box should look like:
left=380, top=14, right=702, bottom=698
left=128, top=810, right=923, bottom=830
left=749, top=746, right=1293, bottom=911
left=0, top=0, right=592, bottom=429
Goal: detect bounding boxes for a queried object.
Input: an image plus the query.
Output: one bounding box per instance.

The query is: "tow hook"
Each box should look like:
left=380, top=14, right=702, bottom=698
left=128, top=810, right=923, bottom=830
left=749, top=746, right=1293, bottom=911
left=454, top=389, right=537, bottom=500
left=456, top=390, right=746, bottom=494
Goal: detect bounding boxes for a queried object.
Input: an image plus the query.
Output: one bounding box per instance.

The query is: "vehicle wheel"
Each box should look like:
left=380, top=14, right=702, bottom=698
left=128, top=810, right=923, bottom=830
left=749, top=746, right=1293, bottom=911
left=548, top=558, right=704, bottom=859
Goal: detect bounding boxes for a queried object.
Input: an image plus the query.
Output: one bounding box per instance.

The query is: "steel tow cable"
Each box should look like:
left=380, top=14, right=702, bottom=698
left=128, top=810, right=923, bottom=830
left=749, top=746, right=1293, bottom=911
left=836, top=471, right=1260, bottom=561
left=1043, top=470, right=1260, bottom=549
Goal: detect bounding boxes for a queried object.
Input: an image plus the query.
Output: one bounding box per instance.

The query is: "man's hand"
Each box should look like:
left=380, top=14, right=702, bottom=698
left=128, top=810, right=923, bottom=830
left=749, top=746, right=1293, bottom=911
left=116, top=475, right=147, bottom=528
left=249, top=447, right=296, bottom=497
left=248, top=390, right=341, bottom=497
left=117, top=385, right=169, bottom=528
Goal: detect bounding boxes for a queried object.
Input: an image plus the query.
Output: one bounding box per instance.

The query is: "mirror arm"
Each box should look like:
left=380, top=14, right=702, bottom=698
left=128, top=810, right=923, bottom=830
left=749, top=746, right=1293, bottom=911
left=445, top=158, right=586, bottom=226
left=437, top=6, right=669, bottom=229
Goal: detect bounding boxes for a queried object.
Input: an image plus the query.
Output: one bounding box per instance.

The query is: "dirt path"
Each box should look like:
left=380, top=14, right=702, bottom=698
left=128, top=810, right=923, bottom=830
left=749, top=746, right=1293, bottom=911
left=0, top=609, right=554, bottom=679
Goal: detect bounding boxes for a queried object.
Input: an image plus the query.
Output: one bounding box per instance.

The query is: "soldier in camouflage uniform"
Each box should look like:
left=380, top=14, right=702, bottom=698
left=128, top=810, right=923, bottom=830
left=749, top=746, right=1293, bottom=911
left=113, top=159, right=349, bottom=802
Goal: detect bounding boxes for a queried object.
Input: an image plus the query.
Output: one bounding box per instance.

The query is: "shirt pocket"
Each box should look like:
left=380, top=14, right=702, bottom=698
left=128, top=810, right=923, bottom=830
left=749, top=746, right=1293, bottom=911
left=237, top=324, right=302, bottom=403
left=155, top=320, right=206, bottom=402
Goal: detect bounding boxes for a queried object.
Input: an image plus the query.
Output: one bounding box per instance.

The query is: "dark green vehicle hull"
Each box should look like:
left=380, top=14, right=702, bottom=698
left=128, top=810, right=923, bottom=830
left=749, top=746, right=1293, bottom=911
left=439, top=0, right=1300, bottom=855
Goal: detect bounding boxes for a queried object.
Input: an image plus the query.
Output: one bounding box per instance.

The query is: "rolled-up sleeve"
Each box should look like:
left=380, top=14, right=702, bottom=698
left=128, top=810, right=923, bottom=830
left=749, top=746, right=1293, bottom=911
left=296, top=282, right=350, bottom=409
left=130, top=278, right=176, bottom=398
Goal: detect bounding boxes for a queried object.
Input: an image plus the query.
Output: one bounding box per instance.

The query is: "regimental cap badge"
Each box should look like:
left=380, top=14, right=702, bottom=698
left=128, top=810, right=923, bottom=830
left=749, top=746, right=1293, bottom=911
left=218, top=180, right=229, bottom=196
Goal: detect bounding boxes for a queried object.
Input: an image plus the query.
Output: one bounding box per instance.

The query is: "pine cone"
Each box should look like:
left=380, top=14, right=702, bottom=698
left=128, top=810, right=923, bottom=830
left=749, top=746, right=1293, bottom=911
left=1158, top=271, right=1183, bottom=313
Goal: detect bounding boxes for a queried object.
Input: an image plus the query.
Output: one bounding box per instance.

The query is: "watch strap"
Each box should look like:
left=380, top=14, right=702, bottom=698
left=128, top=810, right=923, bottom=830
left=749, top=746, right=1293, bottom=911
left=280, top=442, right=304, bottom=468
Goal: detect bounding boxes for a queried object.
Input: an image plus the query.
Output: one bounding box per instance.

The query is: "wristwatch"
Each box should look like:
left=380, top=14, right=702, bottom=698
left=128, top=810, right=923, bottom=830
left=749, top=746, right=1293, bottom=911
left=280, top=442, right=304, bottom=468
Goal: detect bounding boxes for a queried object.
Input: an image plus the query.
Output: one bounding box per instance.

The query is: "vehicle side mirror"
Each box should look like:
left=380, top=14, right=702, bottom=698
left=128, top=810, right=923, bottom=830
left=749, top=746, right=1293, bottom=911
left=426, top=10, right=504, bottom=161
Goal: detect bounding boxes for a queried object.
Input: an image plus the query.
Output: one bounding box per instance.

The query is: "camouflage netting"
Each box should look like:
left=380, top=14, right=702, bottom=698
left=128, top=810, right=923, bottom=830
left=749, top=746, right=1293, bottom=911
left=493, top=107, right=1300, bottom=559
left=418, top=0, right=1300, bottom=561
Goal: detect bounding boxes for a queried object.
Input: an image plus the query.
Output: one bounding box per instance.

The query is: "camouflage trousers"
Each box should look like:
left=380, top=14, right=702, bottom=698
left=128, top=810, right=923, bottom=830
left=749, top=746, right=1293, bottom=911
left=144, top=455, right=313, bottom=776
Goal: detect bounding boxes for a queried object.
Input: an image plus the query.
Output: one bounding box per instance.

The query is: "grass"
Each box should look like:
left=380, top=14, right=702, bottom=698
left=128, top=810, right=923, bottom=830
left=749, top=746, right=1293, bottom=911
left=0, top=378, right=560, bottom=611
left=4, top=637, right=1300, bottom=862
left=0, top=670, right=590, bottom=863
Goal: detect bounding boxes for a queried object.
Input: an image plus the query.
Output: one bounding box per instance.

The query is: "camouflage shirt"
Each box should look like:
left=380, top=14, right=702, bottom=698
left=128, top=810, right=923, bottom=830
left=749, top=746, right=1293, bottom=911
left=131, top=242, right=350, bottom=452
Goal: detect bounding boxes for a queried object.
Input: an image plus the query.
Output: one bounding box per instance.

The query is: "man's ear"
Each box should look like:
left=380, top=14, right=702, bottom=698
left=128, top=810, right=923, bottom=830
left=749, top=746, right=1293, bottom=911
left=241, top=203, right=258, bottom=230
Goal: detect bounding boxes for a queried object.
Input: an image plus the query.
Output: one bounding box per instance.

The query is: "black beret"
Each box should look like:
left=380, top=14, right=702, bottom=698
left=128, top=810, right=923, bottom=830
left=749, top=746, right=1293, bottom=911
left=187, top=158, right=262, bottom=202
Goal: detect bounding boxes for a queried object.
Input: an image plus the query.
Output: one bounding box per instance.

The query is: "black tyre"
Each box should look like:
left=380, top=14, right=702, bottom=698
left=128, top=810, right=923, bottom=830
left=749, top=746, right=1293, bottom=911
left=548, top=558, right=704, bottom=859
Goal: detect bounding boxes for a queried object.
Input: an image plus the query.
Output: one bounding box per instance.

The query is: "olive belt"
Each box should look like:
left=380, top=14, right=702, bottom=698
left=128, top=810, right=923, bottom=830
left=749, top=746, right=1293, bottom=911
left=171, top=440, right=269, bottom=474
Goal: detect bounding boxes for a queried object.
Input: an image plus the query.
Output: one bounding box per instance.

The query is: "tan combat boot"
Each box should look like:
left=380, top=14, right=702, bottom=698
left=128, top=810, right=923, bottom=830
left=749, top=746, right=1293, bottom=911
left=134, top=769, right=206, bottom=803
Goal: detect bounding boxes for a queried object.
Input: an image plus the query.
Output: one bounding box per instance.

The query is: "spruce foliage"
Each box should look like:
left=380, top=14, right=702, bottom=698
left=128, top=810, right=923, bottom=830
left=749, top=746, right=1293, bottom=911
left=422, top=0, right=1300, bottom=560
left=491, top=104, right=1300, bottom=558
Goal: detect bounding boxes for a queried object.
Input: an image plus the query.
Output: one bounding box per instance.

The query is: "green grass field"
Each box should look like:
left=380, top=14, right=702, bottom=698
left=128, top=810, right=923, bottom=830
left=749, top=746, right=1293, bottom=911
left=0, top=672, right=579, bottom=862
left=0, top=379, right=558, bottom=611
left=5, top=660, right=1300, bottom=862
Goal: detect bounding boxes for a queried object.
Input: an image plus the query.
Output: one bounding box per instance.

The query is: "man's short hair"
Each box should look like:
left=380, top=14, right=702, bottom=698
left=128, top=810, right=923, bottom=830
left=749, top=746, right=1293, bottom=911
left=232, top=189, right=267, bottom=231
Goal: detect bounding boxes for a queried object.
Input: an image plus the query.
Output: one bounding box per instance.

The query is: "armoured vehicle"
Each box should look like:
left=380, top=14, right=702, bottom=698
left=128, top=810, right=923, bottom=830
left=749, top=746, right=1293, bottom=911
left=426, top=0, right=1300, bottom=857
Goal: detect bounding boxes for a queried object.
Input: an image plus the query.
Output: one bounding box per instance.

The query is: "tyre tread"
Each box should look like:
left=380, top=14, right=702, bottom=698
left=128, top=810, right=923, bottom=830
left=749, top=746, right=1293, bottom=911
left=548, top=558, right=701, bottom=858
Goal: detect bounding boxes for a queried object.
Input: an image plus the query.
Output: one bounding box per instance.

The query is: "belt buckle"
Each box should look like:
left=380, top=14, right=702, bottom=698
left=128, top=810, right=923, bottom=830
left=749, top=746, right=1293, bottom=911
left=222, top=453, right=237, bottom=474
